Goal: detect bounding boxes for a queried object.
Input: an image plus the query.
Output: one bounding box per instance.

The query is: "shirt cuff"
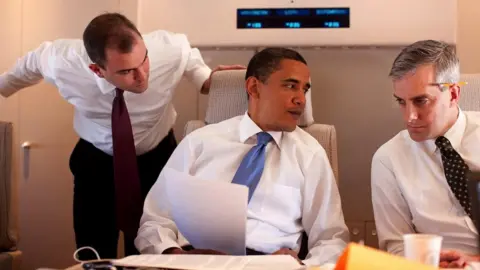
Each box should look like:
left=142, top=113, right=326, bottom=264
left=142, top=242, right=182, bottom=255
left=135, top=236, right=182, bottom=255
left=192, top=66, right=212, bottom=92
left=0, top=76, right=18, bottom=97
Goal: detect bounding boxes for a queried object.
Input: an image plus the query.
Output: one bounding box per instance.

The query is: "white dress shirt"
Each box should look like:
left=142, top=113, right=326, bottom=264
left=372, top=110, right=480, bottom=255
left=0, top=30, right=211, bottom=155
left=135, top=113, right=349, bottom=266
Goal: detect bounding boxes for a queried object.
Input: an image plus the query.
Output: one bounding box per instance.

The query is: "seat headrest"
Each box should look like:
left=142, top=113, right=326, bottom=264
left=205, top=70, right=315, bottom=126
left=205, top=70, right=248, bottom=124
left=459, top=74, right=480, bottom=111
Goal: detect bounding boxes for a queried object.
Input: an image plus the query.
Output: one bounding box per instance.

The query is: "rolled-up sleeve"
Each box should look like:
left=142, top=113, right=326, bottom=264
left=0, top=41, right=55, bottom=97
left=371, top=151, right=415, bottom=255
left=183, top=46, right=211, bottom=91
left=302, top=149, right=349, bottom=266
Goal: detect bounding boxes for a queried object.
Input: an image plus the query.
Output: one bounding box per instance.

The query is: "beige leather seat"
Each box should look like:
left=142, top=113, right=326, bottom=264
left=184, top=69, right=339, bottom=182
left=459, top=74, right=480, bottom=111
left=0, top=121, right=21, bottom=270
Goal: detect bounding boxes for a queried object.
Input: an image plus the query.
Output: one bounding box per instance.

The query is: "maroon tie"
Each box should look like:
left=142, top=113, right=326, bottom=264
left=111, top=88, right=142, bottom=237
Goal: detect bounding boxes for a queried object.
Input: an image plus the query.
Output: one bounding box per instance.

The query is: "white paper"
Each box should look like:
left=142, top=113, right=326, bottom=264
left=163, top=168, right=249, bottom=255
left=113, top=254, right=302, bottom=270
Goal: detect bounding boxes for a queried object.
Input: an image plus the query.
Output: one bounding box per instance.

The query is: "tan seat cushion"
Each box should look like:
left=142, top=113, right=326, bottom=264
left=459, top=74, right=480, bottom=111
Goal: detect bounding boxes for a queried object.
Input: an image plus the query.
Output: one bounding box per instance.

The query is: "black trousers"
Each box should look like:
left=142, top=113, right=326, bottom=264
left=69, top=130, right=177, bottom=260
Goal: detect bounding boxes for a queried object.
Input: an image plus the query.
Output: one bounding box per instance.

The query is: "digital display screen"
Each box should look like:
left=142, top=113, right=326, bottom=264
left=237, top=8, right=350, bottom=29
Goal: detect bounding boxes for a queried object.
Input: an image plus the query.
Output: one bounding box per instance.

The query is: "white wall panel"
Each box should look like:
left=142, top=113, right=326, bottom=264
left=18, top=1, right=122, bottom=269
left=138, top=0, right=456, bottom=47
left=298, top=47, right=404, bottom=221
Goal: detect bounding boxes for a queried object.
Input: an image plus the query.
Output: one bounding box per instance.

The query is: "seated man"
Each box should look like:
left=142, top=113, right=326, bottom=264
left=135, top=47, right=349, bottom=266
left=371, top=39, right=480, bottom=259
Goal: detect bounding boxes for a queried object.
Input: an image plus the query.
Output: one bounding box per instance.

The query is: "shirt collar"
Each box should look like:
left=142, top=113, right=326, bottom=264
left=96, top=77, right=116, bottom=94
left=423, top=108, right=467, bottom=155
left=239, top=112, right=283, bottom=147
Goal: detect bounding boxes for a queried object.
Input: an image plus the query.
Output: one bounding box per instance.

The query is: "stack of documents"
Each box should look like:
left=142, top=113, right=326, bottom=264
left=113, top=254, right=303, bottom=270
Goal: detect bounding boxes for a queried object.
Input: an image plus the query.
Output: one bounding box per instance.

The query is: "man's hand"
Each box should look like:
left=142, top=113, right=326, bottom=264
left=272, top=248, right=303, bottom=265
left=164, top=247, right=226, bottom=255
left=201, top=64, right=246, bottom=94
left=439, top=250, right=479, bottom=268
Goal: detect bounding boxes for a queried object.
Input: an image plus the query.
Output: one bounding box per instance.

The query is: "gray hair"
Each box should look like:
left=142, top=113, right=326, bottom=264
left=389, top=40, right=460, bottom=87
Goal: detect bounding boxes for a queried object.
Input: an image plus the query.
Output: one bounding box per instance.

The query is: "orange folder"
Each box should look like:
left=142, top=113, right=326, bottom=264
left=335, top=243, right=439, bottom=270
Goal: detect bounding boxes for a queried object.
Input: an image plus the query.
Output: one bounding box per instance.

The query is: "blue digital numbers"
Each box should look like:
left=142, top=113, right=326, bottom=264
left=285, top=22, right=301, bottom=28
left=324, top=21, right=340, bottom=28
left=237, top=8, right=349, bottom=29
left=246, top=22, right=263, bottom=28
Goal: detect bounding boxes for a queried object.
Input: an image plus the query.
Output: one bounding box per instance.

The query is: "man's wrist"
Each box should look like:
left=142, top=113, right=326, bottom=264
left=469, top=255, right=480, bottom=262
left=200, top=82, right=209, bottom=94
left=163, top=247, right=185, bottom=254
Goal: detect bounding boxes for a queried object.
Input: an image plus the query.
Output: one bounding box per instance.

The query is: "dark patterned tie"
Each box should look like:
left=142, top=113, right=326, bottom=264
left=111, top=88, right=142, bottom=237
left=435, top=136, right=472, bottom=218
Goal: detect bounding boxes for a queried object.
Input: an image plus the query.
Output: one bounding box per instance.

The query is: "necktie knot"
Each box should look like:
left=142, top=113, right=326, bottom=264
left=115, top=88, right=124, bottom=98
left=256, top=132, right=272, bottom=146
left=435, top=136, right=452, bottom=151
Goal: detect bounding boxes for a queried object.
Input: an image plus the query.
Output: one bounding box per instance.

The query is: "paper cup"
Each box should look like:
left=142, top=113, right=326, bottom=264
left=403, top=234, right=443, bottom=266
left=466, top=262, right=480, bottom=270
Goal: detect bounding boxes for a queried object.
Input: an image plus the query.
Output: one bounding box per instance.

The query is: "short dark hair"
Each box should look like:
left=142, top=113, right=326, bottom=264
left=245, top=47, right=307, bottom=82
left=83, top=12, right=142, bottom=68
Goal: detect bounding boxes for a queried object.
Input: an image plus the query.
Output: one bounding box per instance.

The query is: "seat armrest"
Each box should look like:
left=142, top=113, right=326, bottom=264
left=184, top=120, right=206, bottom=138
left=302, top=124, right=339, bottom=183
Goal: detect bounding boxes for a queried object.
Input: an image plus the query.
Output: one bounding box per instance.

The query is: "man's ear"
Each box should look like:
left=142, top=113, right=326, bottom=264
left=246, top=76, right=260, bottom=99
left=449, top=84, right=461, bottom=106
left=89, top=64, right=105, bottom=78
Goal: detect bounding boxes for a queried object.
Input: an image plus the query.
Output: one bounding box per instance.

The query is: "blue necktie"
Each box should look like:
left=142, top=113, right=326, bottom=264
left=232, top=132, right=273, bottom=202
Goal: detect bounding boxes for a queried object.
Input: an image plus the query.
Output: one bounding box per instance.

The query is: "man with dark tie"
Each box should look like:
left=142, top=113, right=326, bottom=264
left=136, top=48, right=349, bottom=267
left=371, top=40, right=480, bottom=266
left=0, top=12, right=243, bottom=259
